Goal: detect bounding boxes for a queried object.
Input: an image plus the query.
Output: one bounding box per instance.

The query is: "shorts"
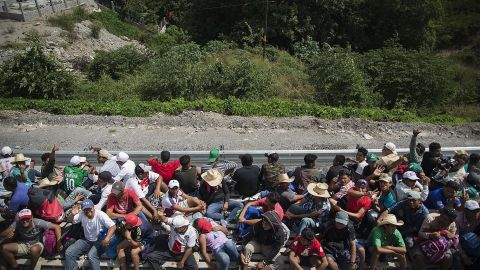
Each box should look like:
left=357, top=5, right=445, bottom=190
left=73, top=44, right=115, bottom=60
left=299, top=256, right=313, bottom=267
left=17, top=242, right=44, bottom=256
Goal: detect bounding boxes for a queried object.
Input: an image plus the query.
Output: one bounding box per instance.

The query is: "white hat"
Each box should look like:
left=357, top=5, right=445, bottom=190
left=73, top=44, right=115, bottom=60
left=116, top=152, right=129, bottom=163
left=403, top=171, right=419, bottom=181
left=201, top=169, right=224, bottom=187
left=138, top=163, right=151, bottom=172
left=79, top=156, right=87, bottom=163
left=168, top=179, right=180, bottom=189
left=171, top=215, right=189, bottom=229
left=378, top=214, right=404, bottom=226
left=465, top=200, right=480, bottom=211
left=70, top=155, right=81, bottom=166
left=11, top=153, right=29, bottom=164
left=1, top=146, right=12, bottom=156
left=306, top=183, right=330, bottom=198
left=277, top=173, right=294, bottom=183
left=384, top=142, right=397, bottom=155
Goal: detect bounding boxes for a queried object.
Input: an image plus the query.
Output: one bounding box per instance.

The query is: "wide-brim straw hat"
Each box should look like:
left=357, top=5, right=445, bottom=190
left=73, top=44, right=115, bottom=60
left=378, top=214, right=404, bottom=226
left=11, top=153, right=29, bottom=164
left=278, top=173, right=294, bottom=183
left=306, top=182, right=330, bottom=198
left=37, top=177, right=59, bottom=188
left=201, top=169, right=224, bottom=187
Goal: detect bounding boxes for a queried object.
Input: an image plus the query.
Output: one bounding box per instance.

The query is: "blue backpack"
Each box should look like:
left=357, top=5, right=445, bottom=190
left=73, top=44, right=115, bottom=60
left=460, top=232, right=480, bottom=258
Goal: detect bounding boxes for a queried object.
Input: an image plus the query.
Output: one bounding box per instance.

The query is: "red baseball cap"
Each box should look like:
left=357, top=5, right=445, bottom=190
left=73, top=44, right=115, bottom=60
left=125, top=214, right=142, bottom=227
left=18, top=209, right=33, bottom=220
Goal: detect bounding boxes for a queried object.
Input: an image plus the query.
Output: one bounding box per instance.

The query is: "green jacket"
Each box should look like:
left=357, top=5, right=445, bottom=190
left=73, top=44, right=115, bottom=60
left=63, top=166, right=88, bottom=195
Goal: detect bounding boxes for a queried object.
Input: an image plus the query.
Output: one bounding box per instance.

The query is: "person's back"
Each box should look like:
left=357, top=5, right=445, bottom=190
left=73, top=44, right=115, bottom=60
left=174, top=155, right=199, bottom=195
left=260, top=152, right=284, bottom=191
left=63, top=165, right=87, bottom=195
left=148, top=151, right=180, bottom=184
left=233, top=154, right=260, bottom=197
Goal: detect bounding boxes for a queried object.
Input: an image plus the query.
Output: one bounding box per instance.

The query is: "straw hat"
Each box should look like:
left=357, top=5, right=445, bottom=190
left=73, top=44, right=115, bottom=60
left=201, top=169, right=224, bottom=187
left=11, top=153, right=29, bottom=164
left=306, top=183, right=330, bottom=198
left=278, top=173, right=294, bottom=184
left=37, top=177, right=59, bottom=188
left=378, top=214, right=404, bottom=226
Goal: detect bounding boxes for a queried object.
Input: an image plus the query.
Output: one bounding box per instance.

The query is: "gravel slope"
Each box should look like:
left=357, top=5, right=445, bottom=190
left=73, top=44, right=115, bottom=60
left=1, top=110, right=480, bottom=151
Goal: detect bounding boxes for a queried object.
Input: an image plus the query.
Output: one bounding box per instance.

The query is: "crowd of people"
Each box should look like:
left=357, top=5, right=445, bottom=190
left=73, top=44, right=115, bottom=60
left=0, top=129, right=479, bottom=270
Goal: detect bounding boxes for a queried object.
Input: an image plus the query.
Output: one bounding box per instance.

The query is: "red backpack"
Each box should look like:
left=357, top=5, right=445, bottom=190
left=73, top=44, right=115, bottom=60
left=36, top=191, right=64, bottom=223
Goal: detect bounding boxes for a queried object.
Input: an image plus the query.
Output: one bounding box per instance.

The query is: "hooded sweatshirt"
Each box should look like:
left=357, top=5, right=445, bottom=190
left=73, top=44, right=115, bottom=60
left=244, top=210, right=286, bottom=264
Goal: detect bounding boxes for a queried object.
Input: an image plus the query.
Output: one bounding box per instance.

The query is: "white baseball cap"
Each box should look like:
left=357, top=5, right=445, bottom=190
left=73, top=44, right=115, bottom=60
left=171, top=215, right=189, bottom=228
left=79, top=156, right=87, bottom=163
left=1, top=146, right=12, bottom=156
left=70, top=155, right=81, bottom=166
left=168, top=179, right=180, bottom=189
left=403, top=171, right=419, bottom=181
left=116, top=152, right=129, bottom=163
left=465, top=200, right=480, bottom=211
left=384, top=142, right=397, bottom=155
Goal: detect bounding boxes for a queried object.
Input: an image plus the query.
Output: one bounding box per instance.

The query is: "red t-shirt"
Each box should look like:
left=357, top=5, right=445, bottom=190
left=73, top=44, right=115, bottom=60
left=148, top=160, right=180, bottom=184
left=252, top=197, right=284, bottom=220
left=289, top=236, right=325, bottom=257
left=346, top=190, right=372, bottom=221
left=107, top=189, right=139, bottom=214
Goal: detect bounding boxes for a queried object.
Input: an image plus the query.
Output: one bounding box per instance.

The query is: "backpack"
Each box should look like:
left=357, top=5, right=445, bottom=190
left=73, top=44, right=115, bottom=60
left=28, top=186, right=51, bottom=208
left=460, top=232, right=480, bottom=258
left=36, top=190, right=64, bottom=223
left=43, top=229, right=57, bottom=257
left=419, top=236, right=454, bottom=263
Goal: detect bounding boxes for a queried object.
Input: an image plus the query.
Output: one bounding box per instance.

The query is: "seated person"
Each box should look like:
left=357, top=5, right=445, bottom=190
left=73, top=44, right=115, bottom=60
left=0, top=176, right=29, bottom=222
left=233, top=154, right=261, bottom=198
left=332, top=179, right=372, bottom=225
left=285, top=183, right=331, bottom=236
left=372, top=174, right=396, bottom=213
left=90, top=171, right=114, bottom=210
left=134, top=164, right=167, bottom=199
left=0, top=209, right=63, bottom=270
left=380, top=191, right=429, bottom=247
left=174, top=155, right=202, bottom=197
left=259, top=152, right=284, bottom=192
left=362, top=153, right=380, bottom=189
left=275, top=173, right=304, bottom=210
left=240, top=211, right=288, bottom=270
left=292, top=154, right=323, bottom=194
left=288, top=228, right=328, bottom=270
left=161, top=180, right=205, bottom=220
left=367, top=214, right=407, bottom=270
left=116, top=213, right=156, bottom=270
left=413, top=207, right=458, bottom=270
left=319, top=211, right=365, bottom=270
left=62, top=155, right=89, bottom=195
left=198, top=169, right=243, bottom=225
left=395, top=171, right=429, bottom=201
left=36, top=177, right=91, bottom=211
left=106, top=181, right=144, bottom=222
left=238, top=192, right=283, bottom=237
left=456, top=200, right=480, bottom=266
left=329, top=170, right=355, bottom=207
left=147, top=214, right=198, bottom=270
left=424, top=180, right=461, bottom=210
left=10, top=154, right=34, bottom=185
left=124, top=167, right=161, bottom=222
left=193, top=218, right=239, bottom=270
left=326, top=155, right=347, bottom=184
left=147, top=150, right=181, bottom=185
left=65, top=199, right=116, bottom=270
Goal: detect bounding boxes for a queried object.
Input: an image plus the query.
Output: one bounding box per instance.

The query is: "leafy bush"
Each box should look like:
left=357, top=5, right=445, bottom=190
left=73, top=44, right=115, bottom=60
left=71, top=74, right=144, bottom=102
left=89, top=8, right=145, bottom=40
left=0, top=39, right=76, bottom=99
left=144, top=25, right=191, bottom=55
left=87, top=46, right=148, bottom=81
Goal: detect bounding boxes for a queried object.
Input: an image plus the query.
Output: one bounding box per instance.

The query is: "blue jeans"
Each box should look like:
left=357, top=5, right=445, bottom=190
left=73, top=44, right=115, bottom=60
left=206, top=200, right=243, bottom=222
left=298, top=217, right=316, bottom=236
left=213, top=240, right=240, bottom=270
left=65, top=238, right=104, bottom=270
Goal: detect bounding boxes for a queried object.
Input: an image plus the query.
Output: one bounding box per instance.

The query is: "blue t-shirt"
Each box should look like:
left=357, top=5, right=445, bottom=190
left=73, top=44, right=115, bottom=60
left=8, top=182, right=30, bottom=211
left=388, top=199, right=429, bottom=231
left=424, top=188, right=461, bottom=210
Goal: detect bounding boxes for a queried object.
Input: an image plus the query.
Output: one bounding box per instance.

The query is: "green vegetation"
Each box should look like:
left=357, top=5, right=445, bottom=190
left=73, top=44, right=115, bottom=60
left=47, top=6, right=89, bottom=32
left=89, top=21, right=102, bottom=39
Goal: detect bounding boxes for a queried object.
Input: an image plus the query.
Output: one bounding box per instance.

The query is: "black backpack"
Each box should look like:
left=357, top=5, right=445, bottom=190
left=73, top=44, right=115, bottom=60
left=28, top=186, right=51, bottom=208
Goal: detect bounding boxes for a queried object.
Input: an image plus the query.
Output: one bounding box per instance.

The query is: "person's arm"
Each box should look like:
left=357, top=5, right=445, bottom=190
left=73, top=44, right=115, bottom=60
left=238, top=201, right=255, bottom=222
left=288, top=251, right=302, bottom=270
left=140, top=197, right=159, bottom=217
left=263, top=230, right=285, bottom=264
left=42, top=144, right=59, bottom=178
left=222, top=180, right=230, bottom=203
left=49, top=223, right=64, bottom=252
left=154, top=174, right=167, bottom=195
left=132, top=196, right=143, bottom=215
left=409, top=131, right=419, bottom=162
left=0, top=227, right=14, bottom=244
left=124, top=229, right=141, bottom=249
left=179, top=246, right=193, bottom=269
left=418, top=215, right=434, bottom=240
left=102, top=223, right=117, bottom=247
left=198, top=234, right=214, bottom=267
left=349, top=240, right=357, bottom=267
left=212, top=225, right=228, bottom=234
left=384, top=245, right=406, bottom=254
left=343, top=207, right=367, bottom=221
left=95, top=192, right=109, bottom=210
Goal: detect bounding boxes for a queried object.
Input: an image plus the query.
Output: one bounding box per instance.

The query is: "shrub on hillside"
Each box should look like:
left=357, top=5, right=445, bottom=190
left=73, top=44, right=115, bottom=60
left=0, top=38, right=75, bottom=99
left=87, top=46, right=148, bottom=81
left=144, top=25, right=191, bottom=55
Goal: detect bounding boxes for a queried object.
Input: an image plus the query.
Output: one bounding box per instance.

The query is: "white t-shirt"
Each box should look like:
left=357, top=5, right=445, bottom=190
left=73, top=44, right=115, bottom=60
left=89, top=159, right=121, bottom=183
left=73, top=209, right=115, bottom=241
left=162, top=190, right=184, bottom=209
left=167, top=218, right=197, bottom=253
left=136, top=171, right=160, bottom=196
left=95, top=184, right=113, bottom=210
left=125, top=177, right=145, bottom=199
left=355, top=160, right=368, bottom=175
left=113, top=160, right=135, bottom=182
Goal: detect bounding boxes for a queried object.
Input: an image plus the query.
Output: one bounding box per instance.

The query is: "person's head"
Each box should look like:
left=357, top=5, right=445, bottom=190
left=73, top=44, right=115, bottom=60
left=81, top=199, right=96, bottom=219
left=335, top=211, right=349, bottom=230
left=97, top=149, right=111, bottom=163
left=1, top=146, right=12, bottom=158
left=378, top=174, right=392, bottom=192
left=402, top=171, right=420, bottom=188
left=3, top=176, right=17, bottom=192
left=355, top=179, right=368, bottom=192
left=193, top=218, right=213, bottom=234
left=338, top=170, right=351, bottom=185
left=179, top=155, right=191, bottom=168
left=443, top=180, right=460, bottom=198
left=97, top=171, right=114, bottom=187
left=171, top=215, right=190, bottom=234
left=333, top=155, right=346, bottom=166
left=125, top=213, right=142, bottom=229
left=135, top=164, right=151, bottom=179
left=356, top=147, right=368, bottom=162
left=115, top=152, right=129, bottom=166
left=379, top=214, right=403, bottom=234
left=300, top=228, right=315, bottom=247
left=160, top=151, right=170, bottom=163
left=467, top=172, right=480, bottom=190
left=464, top=200, right=480, bottom=220
left=304, top=154, right=318, bottom=168
left=201, top=169, right=223, bottom=188
left=208, top=149, right=220, bottom=163
left=469, top=153, right=480, bottom=168
left=429, top=142, right=442, bottom=157
left=265, top=192, right=279, bottom=208
left=41, top=152, right=50, bottom=164
left=438, top=207, right=458, bottom=228
left=406, top=191, right=423, bottom=209
left=168, top=180, right=180, bottom=197
left=366, top=153, right=379, bottom=168
left=239, top=154, right=253, bottom=166
left=111, top=181, right=125, bottom=198
left=454, top=153, right=469, bottom=166
left=261, top=215, right=273, bottom=231
left=382, top=142, right=397, bottom=156
left=416, top=143, right=426, bottom=156
left=278, top=173, right=294, bottom=189
left=12, top=153, right=29, bottom=170
left=79, top=157, right=87, bottom=168
left=265, top=151, right=279, bottom=163
left=17, top=209, right=33, bottom=228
